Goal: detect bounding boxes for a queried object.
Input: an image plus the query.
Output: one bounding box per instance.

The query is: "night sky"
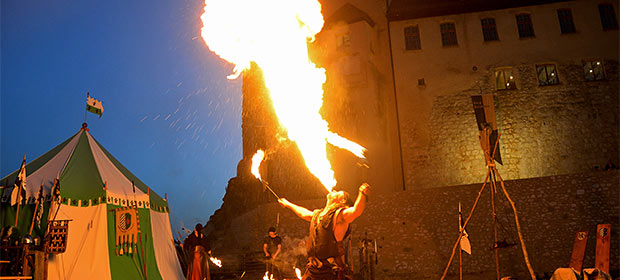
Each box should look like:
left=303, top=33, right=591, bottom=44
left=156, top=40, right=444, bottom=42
left=1, top=0, right=242, bottom=234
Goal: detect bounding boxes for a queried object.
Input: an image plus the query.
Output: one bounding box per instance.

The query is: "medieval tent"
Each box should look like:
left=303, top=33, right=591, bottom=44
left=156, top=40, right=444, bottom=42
left=0, top=125, right=184, bottom=280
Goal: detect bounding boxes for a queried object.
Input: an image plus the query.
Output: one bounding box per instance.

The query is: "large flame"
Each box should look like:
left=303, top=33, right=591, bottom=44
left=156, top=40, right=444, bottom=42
left=201, top=0, right=365, bottom=192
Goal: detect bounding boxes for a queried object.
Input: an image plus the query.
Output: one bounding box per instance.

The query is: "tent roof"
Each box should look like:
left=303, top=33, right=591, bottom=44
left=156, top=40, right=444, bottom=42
left=1, top=127, right=168, bottom=211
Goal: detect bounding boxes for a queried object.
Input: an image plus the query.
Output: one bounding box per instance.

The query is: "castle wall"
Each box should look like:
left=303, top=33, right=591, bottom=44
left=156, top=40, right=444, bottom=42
left=213, top=171, right=619, bottom=279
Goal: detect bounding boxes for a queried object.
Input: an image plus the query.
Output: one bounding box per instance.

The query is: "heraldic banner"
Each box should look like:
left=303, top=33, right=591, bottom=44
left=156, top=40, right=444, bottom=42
left=114, top=207, right=140, bottom=255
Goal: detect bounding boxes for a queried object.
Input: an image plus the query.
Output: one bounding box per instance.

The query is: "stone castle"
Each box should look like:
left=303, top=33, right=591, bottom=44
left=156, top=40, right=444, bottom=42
left=205, top=0, right=619, bottom=278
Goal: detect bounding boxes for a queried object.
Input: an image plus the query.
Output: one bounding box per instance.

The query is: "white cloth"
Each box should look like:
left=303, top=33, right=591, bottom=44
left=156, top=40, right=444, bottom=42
left=150, top=211, right=185, bottom=280
left=47, top=204, right=111, bottom=280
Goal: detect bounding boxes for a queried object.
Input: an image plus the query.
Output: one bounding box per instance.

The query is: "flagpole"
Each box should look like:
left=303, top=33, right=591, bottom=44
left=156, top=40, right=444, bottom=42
left=459, top=203, right=463, bottom=280
left=84, top=92, right=89, bottom=124
left=14, top=152, right=27, bottom=227
left=459, top=242, right=462, bottom=280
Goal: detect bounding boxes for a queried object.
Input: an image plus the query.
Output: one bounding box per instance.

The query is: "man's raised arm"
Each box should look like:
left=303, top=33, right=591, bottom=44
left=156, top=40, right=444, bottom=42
left=278, top=198, right=313, bottom=222
left=342, top=183, right=370, bottom=223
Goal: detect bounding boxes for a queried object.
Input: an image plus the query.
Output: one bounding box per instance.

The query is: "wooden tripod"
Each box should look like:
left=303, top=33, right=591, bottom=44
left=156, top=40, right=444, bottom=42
left=440, top=127, right=536, bottom=280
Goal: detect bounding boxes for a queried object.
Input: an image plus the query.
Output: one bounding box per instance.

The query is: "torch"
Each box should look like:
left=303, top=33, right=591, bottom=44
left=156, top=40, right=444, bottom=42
left=251, top=150, right=280, bottom=200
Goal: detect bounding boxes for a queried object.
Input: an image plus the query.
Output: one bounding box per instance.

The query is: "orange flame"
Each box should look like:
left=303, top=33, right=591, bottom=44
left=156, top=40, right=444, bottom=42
left=262, top=271, right=274, bottom=280
left=295, top=267, right=302, bottom=279
left=210, top=256, right=222, bottom=267
left=201, top=0, right=366, bottom=192
left=251, top=150, right=266, bottom=180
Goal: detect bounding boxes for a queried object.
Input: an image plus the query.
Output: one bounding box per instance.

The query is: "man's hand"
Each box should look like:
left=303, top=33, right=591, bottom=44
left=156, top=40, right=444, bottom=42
left=359, top=183, right=371, bottom=198
left=342, top=183, right=371, bottom=223
left=265, top=252, right=270, bottom=257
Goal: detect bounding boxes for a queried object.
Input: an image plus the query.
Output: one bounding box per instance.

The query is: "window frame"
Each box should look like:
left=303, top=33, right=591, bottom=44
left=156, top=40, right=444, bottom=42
left=481, top=17, right=499, bottom=41
left=582, top=60, right=606, bottom=81
left=495, top=67, right=517, bottom=91
left=598, top=3, right=619, bottom=31
left=536, top=64, right=560, bottom=86
left=404, top=25, right=422, bottom=50
left=516, top=13, right=536, bottom=38
left=557, top=8, right=577, bottom=34
left=440, top=22, right=458, bottom=47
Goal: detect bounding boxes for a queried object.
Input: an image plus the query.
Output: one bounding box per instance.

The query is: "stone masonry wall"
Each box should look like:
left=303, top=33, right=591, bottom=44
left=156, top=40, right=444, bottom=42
left=404, top=60, right=619, bottom=190
left=213, top=170, right=619, bottom=279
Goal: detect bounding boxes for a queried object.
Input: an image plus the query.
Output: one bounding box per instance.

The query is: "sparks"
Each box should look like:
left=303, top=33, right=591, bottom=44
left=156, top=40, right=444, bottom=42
left=210, top=256, right=222, bottom=267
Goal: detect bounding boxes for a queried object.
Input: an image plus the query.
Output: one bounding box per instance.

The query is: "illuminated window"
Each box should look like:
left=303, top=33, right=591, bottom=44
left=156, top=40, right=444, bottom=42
left=516, top=14, right=535, bottom=38
left=599, top=4, right=618, bottom=30
left=481, top=18, right=499, bottom=41
left=404, top=26, right=421, bottom=50
left=440, top=22, right=458, bottom=46
left=583, top=60, right=605, bottom=81
left=495, top=68, right=516, bottom=90
left=557, top=9, right=576, bottom=34
left=536, top=64, right=559, bottom=86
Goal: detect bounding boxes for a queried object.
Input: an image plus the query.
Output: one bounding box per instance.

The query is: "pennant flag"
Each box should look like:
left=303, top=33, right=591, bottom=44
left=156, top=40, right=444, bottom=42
left=459, top=203, right=472, bottom=255
left=10, top=154, right=27, bottom=206
left=36, top=186, right=44, bottom=229
left=86, top=93, right=104, bottom=118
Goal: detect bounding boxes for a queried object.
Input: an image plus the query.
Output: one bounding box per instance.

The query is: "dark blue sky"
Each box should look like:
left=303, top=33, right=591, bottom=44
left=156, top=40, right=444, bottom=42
left=1, top=0, right=242, bottom=233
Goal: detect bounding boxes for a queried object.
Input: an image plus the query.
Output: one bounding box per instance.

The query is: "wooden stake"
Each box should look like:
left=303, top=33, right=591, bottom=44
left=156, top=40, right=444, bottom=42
left=14, top=183, right=22, bottom=227
left=29, top=186, right=43, bottom=235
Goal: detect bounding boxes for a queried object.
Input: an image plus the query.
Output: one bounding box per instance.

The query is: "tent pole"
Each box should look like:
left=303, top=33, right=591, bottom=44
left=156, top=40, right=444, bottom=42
left=29, top=187, right=42, bottom=235
left=14, top=184, right=22, bottom=227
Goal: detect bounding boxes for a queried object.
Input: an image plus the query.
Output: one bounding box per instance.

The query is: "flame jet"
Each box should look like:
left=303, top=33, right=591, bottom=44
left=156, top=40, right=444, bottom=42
left=201, top=0, right=366, bottom=191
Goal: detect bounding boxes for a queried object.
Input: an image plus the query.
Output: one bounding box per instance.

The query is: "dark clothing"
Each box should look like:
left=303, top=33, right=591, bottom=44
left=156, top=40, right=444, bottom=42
left=264, top=235, right=282, bottom=279
left=302, top=265, right=338, bottom=280
left=307, top=205, right=349, bottom=260
left=304, top=205, right=351, bottom=280
left=184, top=232, right=211, bottom=253
left=183, top=233, right=211, bottom=280
left=188, top=246, right=210, bottom=280
left=263, top=235, right=282, bottom=256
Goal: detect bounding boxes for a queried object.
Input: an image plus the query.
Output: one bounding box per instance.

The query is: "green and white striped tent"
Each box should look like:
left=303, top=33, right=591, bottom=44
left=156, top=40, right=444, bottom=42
left=0, top=126, right=184, bottom=280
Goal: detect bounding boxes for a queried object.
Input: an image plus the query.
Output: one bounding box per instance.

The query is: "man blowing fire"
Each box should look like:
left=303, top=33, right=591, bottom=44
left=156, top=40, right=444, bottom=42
left=278, top=183, right=370, bottom=280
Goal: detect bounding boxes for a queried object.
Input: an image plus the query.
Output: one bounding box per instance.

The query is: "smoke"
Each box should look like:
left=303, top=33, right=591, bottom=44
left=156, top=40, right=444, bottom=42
left=279, top=235, right=307, bottom=261
left=262, top=235, right=308, bottom=270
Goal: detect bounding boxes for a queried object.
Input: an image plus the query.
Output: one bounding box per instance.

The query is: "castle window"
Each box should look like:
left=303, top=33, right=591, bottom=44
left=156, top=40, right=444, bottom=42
left=404, top=26, right=421, bottom=50
left=516, top=14, right=535, bottom=38
left=557, top=9, right=576, bottom=34
left=536, top=64, right=559, bottom=86
left=481, top=18, right=499, bottom=41
left=495, top=68, right=516, bottom=90
left=440, top=22, right=458, bottom=46
left=583, top=60, right=605, bottom=81
left=337, top=34, right=351, bottom=48
left=598, top=4, right=618, bottom=30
